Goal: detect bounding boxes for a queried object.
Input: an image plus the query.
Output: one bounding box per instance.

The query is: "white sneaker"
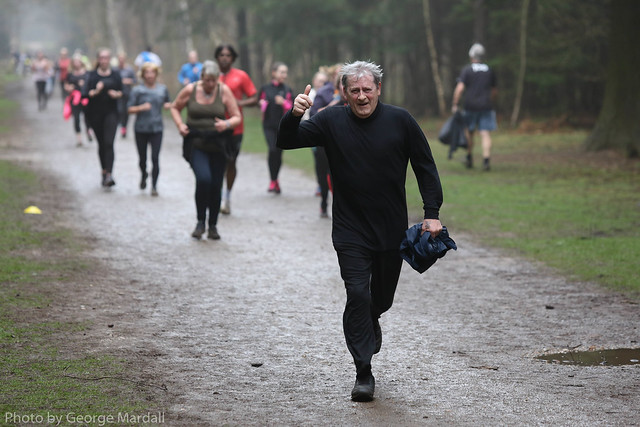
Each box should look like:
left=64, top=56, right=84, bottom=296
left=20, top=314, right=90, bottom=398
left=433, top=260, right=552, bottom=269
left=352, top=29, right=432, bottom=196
left=220, top=199, right=231, bottom=215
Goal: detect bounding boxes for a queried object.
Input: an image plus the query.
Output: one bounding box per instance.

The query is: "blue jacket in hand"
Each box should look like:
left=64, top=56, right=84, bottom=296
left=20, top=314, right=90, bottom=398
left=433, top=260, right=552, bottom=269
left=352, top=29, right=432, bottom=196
left=399, top=223, right=457, bottom=273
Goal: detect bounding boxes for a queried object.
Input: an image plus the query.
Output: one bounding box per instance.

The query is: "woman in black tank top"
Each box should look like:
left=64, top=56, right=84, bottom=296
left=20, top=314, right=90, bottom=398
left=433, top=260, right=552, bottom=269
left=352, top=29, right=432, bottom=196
left=170, top=60, right=242, bottom=240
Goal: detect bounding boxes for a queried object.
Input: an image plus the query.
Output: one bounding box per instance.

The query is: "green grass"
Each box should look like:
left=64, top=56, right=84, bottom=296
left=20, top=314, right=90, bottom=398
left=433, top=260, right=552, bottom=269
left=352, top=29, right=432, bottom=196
left=0, top=158, right=161, bottom=420
left=241, top=109, right=640, bottom=294
left=0, top=76, right=163, bottom=420
left=423, top=126, right=639, bottom=293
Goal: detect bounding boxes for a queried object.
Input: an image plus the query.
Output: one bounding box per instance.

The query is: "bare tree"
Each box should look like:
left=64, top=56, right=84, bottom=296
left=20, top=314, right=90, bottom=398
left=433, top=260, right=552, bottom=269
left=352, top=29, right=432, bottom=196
left=422, top=0, right=446, bottom=116
left=236, top=7, right=250, bottom=70
left=585, top=0, right=640, bottom=157
left=473, top=0, right=486, bottom=43
left=178, top=0, right=194, bottom=53
left=105, top=0, right=123, bottom=53
left=510, top=0, right=530, bottom=127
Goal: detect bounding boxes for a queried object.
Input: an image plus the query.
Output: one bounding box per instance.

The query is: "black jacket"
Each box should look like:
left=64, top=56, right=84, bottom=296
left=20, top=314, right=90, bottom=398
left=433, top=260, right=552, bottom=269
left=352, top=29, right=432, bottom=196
left=399, top=223, right=457, bottom=273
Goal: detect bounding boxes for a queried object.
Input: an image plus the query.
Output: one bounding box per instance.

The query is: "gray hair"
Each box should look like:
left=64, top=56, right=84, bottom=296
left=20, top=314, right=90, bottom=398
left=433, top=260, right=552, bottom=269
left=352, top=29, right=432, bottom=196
left=468, top=43, right=485, bottom=60
left=201, top=60, right=220, bottom=78
left=340, top=60, right=383, bottom=89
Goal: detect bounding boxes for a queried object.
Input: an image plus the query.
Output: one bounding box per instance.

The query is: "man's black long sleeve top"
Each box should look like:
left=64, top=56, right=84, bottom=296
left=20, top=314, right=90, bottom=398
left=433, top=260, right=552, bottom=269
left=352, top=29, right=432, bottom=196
left=277, top=103, right=442, bottom=251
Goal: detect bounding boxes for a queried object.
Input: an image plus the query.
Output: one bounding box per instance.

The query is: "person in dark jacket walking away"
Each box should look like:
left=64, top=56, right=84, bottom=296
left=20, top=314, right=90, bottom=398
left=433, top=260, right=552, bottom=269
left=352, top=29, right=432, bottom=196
left=277, top=60, right=443, bottom=402
left=451, top=43, right=497, bottom=170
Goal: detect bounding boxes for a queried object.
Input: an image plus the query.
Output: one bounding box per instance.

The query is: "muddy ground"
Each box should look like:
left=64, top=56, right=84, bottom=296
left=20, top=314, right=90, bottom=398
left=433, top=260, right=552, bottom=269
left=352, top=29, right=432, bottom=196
left=2, top=79, right=639, bottom=426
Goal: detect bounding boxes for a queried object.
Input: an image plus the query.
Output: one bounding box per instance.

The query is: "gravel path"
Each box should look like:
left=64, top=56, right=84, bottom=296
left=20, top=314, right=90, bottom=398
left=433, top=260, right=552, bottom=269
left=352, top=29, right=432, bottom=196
left=3, top=80, right=639, bottom=426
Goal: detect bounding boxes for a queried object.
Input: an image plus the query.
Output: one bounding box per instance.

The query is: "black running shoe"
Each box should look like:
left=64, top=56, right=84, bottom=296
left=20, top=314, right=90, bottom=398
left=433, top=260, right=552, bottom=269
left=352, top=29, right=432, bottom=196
left=351, top=375, right=375, bottom=402
left=191, top=221, right=206, bottom=239
left=207, top=226, right=221, bottom=240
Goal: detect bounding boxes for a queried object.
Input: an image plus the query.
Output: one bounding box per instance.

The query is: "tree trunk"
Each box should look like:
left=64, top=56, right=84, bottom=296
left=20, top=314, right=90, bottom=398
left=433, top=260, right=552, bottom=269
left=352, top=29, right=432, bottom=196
left=179, top=0, right=194, bottom=53
left=422, top=0, right=447, bottom=117
left=473, top=0, right=485, bottom=43
left=510, top=0, right=529, bottom=128
left=236, top=8, right=250, bottom=71
left=105, top=0, right=123, bottom=54
left=584, top=0, right=640, bottom=157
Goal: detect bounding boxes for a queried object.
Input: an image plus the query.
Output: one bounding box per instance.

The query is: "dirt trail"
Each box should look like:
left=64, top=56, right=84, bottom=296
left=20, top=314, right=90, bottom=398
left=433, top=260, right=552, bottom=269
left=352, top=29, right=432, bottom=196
left=2, top=80, right=639, bottom=426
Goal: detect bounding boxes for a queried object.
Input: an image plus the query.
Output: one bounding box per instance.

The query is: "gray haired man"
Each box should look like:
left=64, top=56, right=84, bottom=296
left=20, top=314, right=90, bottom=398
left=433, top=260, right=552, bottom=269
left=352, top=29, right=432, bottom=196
left=452, top=43, right=498, bottom=170
left=277, top=60, right=443, bottom=401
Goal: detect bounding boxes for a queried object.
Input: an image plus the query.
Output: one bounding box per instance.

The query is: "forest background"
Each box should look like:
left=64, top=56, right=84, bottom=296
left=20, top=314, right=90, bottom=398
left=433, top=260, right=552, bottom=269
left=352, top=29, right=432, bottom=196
left=0, top=0, right=638, bottom=292
left=0, top=0, right=627, bottom=138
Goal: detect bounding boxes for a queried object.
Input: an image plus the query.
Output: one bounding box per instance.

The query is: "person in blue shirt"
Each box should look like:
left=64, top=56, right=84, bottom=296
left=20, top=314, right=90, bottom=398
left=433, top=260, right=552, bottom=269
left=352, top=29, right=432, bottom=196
left=133, top=46, right=162, bottom=70
left=177, top=50, right=202, bottom=86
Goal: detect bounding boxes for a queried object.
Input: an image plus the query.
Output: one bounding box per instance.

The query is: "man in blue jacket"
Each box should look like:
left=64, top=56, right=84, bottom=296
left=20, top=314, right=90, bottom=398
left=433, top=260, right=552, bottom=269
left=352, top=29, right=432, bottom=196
left=277, top=60, right=443, bottom=402
left=177, top=50, right=202, bottom=86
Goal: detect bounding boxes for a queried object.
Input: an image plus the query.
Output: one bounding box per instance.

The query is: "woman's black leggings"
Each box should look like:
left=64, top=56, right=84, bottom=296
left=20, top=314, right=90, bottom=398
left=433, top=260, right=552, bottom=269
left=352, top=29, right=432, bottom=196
left=71, top=104, right=90, bottom=134
left=190, top=147, right=226, bottom=227
left=117, top=93, right=130, bottom=129
left=314, top=147, right=331, bottom=211
left=135, top=131, right=163, bottom=188
left=89, top=111, right=118, bottom=173
left=263, top=126, right=282, bottom=181
left=35, top=81, right=47, bottom=109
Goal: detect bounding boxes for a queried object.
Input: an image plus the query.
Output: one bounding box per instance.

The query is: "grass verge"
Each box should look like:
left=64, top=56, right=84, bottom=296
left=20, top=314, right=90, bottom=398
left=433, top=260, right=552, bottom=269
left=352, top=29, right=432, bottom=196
left=0, top=76, right=162, bottom=421
left=242, top=109, right=640, bottom=294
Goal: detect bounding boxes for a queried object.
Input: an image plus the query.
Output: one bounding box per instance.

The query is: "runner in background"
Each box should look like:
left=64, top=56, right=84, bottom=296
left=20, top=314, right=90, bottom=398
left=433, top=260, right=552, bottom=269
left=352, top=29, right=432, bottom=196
left=127, top=62, right=171, bottom=196
left=258, top=61, right=292, bottom=195
left=170, top=61, right=242, bottom=240
left=134, top=46, right=162, bottom=70
left=63, top=53, right=90, bottom=147
left=56, top=47, right=71, bottom=101
left=178, top=50, right=202, bottom=86
left=115, top=52, right=136, bottom=139
left=83, top=48, right=123, bottom=188
left=215, top=44, right=258, bottom=215
left=31, top=51, right=52, bottom=111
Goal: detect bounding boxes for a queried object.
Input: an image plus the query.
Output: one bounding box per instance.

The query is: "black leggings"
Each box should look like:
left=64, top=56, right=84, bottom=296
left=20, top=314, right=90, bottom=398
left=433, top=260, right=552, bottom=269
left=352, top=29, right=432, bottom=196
left=71, top=104, right=90, bottom=134
left=263, top=126, right=282, bottom=181
left=135, top=131, right=163, bottom=188
left=89, top=111, right=118, bottom=173
left=314, top=147, right=331, bottom=211
left=190, top=147, right=226, bottom=227
left=335, top=244, right=403, bottom=378
left=35, top=81, right=47, bottom=110
left=117, top=93, right=130, bottom=129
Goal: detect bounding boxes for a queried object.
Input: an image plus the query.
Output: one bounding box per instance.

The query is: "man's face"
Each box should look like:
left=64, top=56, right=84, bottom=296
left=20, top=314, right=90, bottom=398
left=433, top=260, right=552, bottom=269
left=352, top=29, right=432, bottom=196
left=342, top=73, right=380, bottom=119
left=216, top=49, right=233, bottom=69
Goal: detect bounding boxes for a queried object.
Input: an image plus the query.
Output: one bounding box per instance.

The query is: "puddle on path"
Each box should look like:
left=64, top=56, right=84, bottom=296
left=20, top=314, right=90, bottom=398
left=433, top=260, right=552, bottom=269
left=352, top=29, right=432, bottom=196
left=536, top=348, right=640, bottom=366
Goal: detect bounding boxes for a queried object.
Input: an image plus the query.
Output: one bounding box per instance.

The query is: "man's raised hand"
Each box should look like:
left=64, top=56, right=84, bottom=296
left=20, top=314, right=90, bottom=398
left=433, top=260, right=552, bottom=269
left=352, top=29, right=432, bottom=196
left=292, top=84, right=313, bottom=117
